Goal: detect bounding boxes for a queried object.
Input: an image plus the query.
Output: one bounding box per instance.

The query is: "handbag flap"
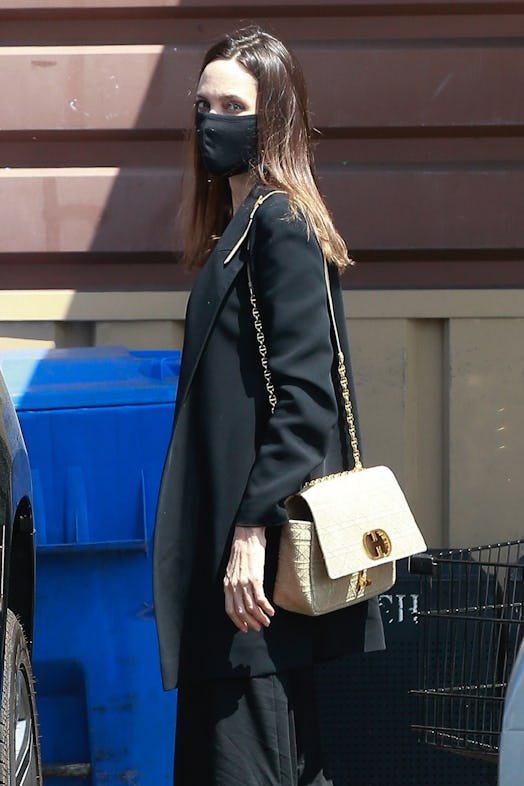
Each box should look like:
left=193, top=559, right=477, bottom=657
left=287, top=465, right=426, bottom=580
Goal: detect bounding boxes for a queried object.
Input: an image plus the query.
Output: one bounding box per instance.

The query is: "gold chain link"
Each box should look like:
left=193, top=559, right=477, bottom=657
left=337, top=351, right=362, bottom=471
left=248, top=275, right=277, bottom=413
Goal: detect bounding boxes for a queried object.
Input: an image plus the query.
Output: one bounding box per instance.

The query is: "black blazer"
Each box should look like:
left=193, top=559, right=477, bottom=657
left=153, top=186, right=385, bottom=690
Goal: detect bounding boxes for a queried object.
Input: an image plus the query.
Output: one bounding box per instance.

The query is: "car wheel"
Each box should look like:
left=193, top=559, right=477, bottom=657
left=0, top=610, right=42, bottom=785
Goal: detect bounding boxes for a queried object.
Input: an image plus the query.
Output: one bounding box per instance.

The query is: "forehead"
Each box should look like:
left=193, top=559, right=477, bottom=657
left=197, top=58, right=257, bottom=98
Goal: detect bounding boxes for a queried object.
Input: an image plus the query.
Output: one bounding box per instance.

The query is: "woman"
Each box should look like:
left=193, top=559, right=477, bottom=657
left=153, top=26, right=385, bottom=785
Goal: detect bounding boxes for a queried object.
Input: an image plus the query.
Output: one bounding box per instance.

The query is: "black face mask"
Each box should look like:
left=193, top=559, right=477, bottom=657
left=195, top=111, right=258, bottom=177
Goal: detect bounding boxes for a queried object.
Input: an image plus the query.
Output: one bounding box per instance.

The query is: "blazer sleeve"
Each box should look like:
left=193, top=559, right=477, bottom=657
left=235, top=194, right=339, bottom=528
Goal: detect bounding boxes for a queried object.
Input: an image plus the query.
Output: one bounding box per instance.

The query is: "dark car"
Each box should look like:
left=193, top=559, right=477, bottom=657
left=0, top=369, right=41, bottom=784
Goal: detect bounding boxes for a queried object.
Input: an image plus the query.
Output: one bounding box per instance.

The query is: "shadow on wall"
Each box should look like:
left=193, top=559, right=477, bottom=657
left=59, top=19, right=244, bottom=352
left=66, top=40, right=196, bottom=351
left=1, top=21, right=223, bottom=349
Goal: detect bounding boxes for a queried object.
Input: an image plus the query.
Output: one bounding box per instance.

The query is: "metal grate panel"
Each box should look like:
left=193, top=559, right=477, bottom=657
left=411, top=541, right=524, bottom=760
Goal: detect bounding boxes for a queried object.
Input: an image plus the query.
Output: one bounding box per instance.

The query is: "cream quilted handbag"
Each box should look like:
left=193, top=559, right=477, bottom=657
left=277, top=465, right=425, bottom=615
left=246, top=204, right=426, bottom=615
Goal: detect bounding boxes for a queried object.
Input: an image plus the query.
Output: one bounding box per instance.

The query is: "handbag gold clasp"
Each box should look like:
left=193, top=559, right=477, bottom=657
left=357, top=570, right=372, bottom=591
left=363, top=529, right=392, bottom=560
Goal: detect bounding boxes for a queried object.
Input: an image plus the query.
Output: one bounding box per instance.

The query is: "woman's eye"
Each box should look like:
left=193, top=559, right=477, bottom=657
left=195, top=99, right=210, bottom=113
left=224, top=101, right=244, bottom=114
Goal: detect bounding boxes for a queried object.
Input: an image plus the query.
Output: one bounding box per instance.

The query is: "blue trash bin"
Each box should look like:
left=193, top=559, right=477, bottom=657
left=0, top=346, right=180, bottom=786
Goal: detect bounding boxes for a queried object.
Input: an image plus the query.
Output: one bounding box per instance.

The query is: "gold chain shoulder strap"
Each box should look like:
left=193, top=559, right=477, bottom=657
left=247, top=267, right=278, bottom=412
left=223, top=190, right=284, bottom=267
left=245, top=193, right=362, bottom=472
left=322, top=262, right=363, bottom=471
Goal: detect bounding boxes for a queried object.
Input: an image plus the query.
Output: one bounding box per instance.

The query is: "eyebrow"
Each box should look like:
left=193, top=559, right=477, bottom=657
left=195, top=92, right=245, bottom=103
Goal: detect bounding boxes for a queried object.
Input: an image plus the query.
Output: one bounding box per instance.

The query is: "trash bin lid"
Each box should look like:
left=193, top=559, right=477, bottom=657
left=0, top=346, right=180, bottom=410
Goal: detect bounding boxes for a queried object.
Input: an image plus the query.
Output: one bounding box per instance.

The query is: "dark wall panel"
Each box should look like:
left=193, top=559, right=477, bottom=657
left=2, top=45, right=524, bottom=132
left=0, top=1, right=523, bottom=289
left=3, top=167, right=522, bottom=254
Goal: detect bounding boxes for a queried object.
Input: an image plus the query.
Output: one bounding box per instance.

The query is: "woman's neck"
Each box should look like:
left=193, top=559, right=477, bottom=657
left=229, top=172, right=256, bottom=213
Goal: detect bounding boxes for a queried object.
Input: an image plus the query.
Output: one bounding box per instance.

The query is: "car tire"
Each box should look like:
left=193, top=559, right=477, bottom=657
left=0, top=609, right=42, bottom=785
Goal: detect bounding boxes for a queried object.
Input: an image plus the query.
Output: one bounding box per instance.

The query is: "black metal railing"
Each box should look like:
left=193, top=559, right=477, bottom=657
left=410, top=540, right=524, bottom=760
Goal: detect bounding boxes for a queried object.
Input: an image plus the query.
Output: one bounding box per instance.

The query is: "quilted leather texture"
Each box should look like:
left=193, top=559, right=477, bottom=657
left=297, top=465, right=426, bottom=580
left=273, top=465, right=426, bottom=616
left=273, top=519, right=395, bottom=616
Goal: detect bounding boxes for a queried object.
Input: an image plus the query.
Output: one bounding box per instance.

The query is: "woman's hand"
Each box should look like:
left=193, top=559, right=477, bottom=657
left=223, top=526, right=275, bottom=633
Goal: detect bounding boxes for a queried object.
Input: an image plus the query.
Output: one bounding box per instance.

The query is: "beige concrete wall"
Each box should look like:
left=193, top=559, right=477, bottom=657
left=1, top=288, right=523, bottom=550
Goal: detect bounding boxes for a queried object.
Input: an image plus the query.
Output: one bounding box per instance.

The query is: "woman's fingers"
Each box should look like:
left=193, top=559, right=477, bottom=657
left=250, top=581, right=275, bottom=618
left=242, top=585, right=271, bottom=626
left=223, top=579, right=260, bottom=632
left=223, top=525, right=275, bottom=632
left=223, top=575, right=247, bottom=631
left=223, top=578, right=273, bottom=631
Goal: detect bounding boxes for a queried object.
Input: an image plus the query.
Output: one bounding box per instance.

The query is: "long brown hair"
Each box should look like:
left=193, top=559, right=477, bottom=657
left=181, top=26, right=352, bottom=269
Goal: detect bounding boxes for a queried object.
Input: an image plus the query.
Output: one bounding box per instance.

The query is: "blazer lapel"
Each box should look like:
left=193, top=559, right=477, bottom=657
left=174, top=189, right=260, bottom=411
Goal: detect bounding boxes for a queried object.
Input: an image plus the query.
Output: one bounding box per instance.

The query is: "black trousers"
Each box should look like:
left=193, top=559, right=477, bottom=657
left=174, top=667, right=333, bottom=786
